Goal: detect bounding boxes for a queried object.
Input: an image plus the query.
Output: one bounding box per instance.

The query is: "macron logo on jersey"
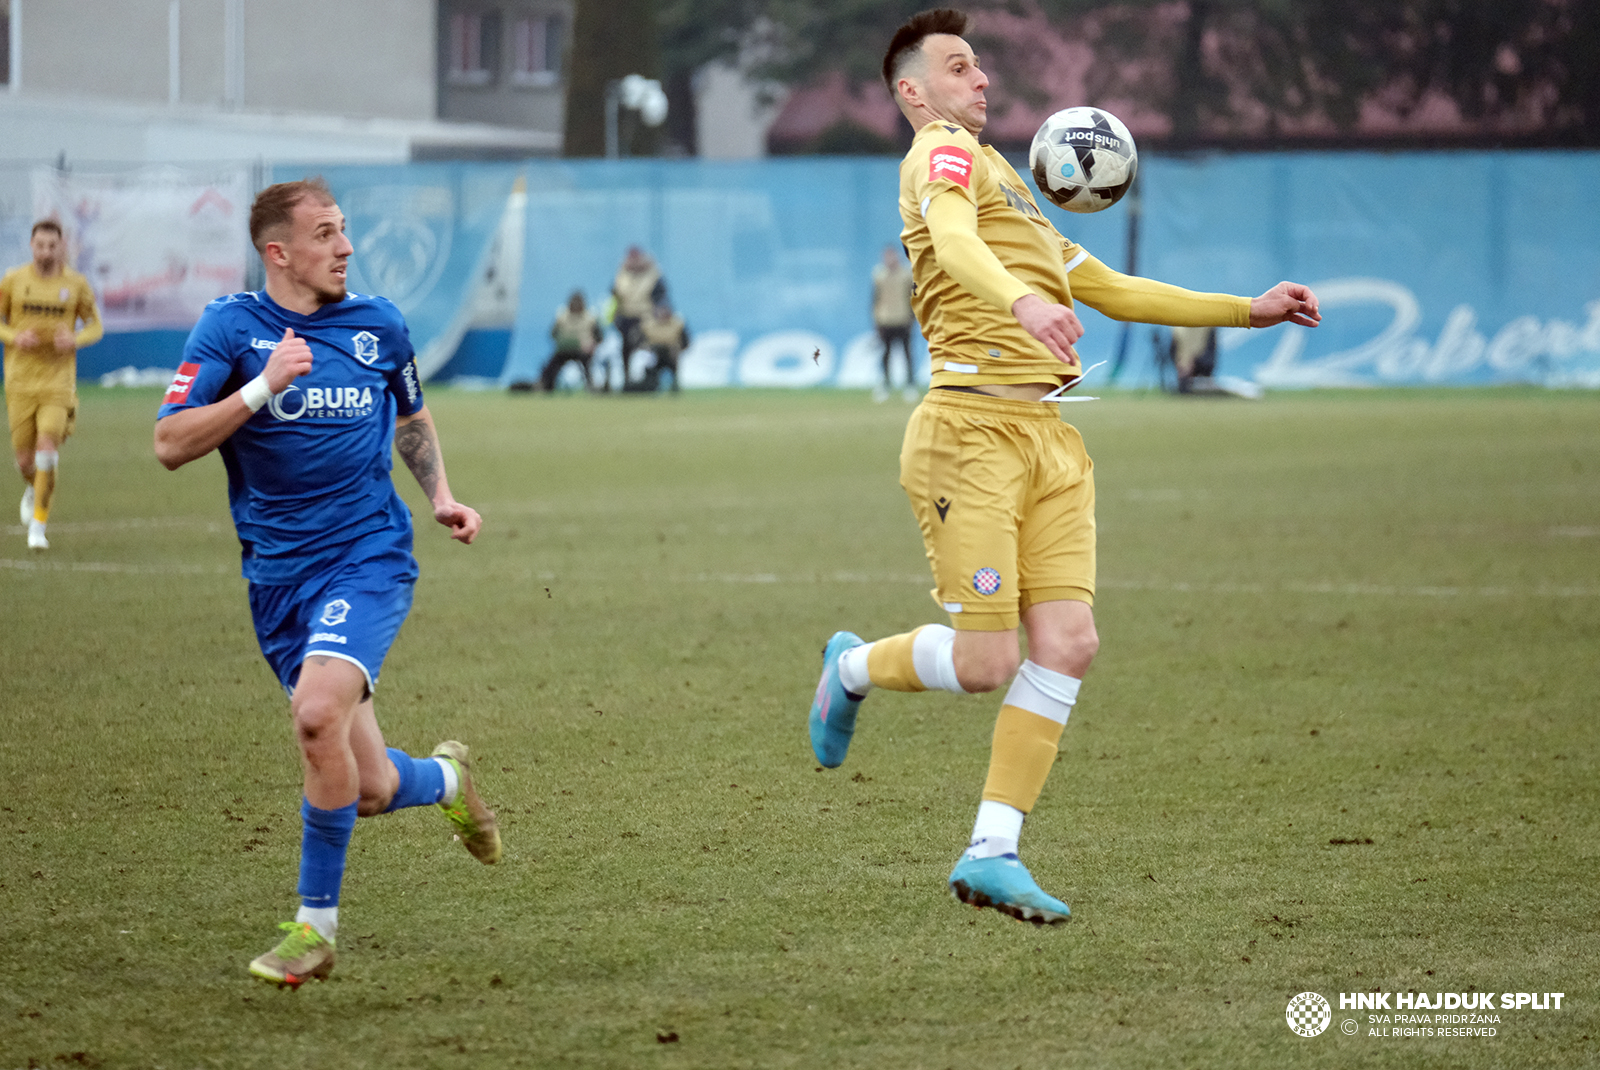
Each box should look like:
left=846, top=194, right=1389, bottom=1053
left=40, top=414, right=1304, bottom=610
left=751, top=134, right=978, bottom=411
left=930, top=146, right=974, bottom=188
left=164, top=362, right=202, bottom=404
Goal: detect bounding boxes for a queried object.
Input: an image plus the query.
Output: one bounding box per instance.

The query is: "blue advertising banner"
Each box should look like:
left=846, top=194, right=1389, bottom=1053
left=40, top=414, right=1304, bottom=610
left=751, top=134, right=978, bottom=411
left=506, top=151, right=1600, bottom=390
left=504, top=157, right=1128, bottom=389
left=1139, top=151, right=1600, bottom=388
left=278, top=162, right=520, bottom=379
left=66, top=152, right=1599, bottom=390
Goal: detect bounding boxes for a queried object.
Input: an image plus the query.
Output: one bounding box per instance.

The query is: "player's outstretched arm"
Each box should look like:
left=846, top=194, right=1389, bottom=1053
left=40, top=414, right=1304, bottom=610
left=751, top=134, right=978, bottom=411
left=1249, top=282, right=1321, bottom=328
left=394, top=406, right=481, bottom=545
left=154, top=328, right=312, bottom=470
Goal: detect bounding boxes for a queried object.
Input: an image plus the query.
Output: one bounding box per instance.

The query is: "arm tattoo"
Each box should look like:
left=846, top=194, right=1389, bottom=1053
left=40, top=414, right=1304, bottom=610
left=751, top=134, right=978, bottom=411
left=395, top=419, right=443, bottom=501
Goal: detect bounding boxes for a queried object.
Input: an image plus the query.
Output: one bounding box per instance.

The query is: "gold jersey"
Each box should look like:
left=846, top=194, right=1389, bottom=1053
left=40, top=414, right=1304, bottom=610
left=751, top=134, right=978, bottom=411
left=0, top=264, right=103, bottom=395
left=900, top=121, right=1081, bottom=386
left=899, top=121, right=1250, bottom=388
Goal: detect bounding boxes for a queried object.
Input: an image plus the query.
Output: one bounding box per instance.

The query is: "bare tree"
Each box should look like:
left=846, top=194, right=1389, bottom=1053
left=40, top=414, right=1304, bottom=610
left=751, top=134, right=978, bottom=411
left=653, top=0, right=1600, bottom=148
left=565, top=0, right=661, bottom=157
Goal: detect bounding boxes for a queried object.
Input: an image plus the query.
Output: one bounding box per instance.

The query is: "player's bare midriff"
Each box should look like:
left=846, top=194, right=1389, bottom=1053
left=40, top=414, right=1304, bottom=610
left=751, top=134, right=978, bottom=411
left=936, top=382, right=1060, bottom=401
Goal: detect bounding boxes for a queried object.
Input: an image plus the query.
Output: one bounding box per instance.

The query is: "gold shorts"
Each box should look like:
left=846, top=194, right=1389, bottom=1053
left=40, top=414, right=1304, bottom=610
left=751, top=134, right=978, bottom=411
left=900, top=389, right=1095, bottom=631
left=5, top=385, right=77, bottom=453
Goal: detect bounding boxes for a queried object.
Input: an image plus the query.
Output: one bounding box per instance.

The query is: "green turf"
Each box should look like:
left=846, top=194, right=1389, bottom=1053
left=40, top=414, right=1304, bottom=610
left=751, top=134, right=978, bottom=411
left=1, top=385, right=1595, bottom=1069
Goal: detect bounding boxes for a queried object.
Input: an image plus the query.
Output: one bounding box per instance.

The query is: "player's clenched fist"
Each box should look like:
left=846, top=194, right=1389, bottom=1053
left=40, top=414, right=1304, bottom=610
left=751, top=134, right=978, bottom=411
left=435, top=501, right=482, bottom=545
left=264, top=327, right=314, bottom=392
left=1249, top=281, right=1321, bottom=328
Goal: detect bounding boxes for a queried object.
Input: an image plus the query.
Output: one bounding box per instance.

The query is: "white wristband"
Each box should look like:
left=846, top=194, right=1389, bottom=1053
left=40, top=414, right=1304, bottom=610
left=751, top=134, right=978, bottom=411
left=239, top=374, right=273, bottom=413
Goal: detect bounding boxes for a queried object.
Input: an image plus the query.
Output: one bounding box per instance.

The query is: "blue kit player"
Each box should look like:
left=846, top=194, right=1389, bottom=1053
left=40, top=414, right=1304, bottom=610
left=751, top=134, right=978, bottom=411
left=154, top=178, right=500, bottom=987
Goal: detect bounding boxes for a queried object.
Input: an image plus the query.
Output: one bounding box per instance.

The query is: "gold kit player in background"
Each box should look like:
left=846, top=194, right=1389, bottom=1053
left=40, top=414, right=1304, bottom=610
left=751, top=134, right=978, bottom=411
left=807, top=8, right=1322, bottom=924
left=1, top=220, right=103, bottom=551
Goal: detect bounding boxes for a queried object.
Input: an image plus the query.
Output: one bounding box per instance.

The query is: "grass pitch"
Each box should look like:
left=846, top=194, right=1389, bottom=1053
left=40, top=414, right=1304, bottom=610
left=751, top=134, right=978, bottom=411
left=1, top=385, right=1596, bottom=1069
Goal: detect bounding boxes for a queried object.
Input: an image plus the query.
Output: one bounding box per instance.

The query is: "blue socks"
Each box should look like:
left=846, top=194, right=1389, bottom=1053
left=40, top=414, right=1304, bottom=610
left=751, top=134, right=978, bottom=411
left=297, top=799, right=358, bottom=909
left=295, top=751, right=447, bottom=912
left=382, top=748, right=449, bottom=813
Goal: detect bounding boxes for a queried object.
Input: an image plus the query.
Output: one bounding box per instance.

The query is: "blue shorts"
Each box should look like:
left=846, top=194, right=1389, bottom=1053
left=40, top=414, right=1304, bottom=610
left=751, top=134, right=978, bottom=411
left=248, top=551, right=416, bottom=696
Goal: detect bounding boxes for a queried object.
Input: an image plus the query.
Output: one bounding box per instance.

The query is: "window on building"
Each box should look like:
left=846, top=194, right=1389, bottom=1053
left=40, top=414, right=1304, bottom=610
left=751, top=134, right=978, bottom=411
left=510, top=14, right=562, bottom=88
left=447, top=10, right=500, bottom=87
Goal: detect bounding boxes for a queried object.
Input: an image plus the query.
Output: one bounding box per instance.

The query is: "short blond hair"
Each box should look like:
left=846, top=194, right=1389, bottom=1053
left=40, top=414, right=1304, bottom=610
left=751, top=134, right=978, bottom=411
left=249, top=178, right=336, bottom=254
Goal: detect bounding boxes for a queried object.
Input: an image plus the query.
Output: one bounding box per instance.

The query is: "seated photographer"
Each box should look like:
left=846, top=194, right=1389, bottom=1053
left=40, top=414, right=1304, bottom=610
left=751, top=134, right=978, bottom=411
left=542, top=291, right=602, bottom=392
left=626, top=302, right=689, bottom=393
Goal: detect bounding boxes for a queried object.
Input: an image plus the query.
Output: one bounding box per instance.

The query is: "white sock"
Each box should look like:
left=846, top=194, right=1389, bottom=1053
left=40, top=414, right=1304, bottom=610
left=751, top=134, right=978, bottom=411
left=837, top=643, right=874, bottom=695
left=435, top=756, right=460, bottom=802
left=912, top=624, right=966, bottom=694
left=295, top=904, right=338, bottom=942
left=1004, top=660, right=1081, bottom=725
left=965, top=799, right=1025, bottom=860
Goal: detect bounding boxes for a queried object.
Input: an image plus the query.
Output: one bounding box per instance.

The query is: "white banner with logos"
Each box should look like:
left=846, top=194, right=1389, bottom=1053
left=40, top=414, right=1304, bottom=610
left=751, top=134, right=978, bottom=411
left=33, top=166, right=251, bottom=331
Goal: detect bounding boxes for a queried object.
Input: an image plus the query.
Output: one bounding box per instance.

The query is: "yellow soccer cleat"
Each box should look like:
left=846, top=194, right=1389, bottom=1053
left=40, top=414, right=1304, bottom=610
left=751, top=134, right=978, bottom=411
left=432, top=740, right=502, bottom=864
left=249, top=921, right=335, bottom=988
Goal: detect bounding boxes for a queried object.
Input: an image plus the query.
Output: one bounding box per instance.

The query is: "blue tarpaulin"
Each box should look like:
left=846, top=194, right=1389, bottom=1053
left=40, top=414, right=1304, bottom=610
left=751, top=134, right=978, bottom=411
left=273, top=162, right=521, bottom=379
left=504, top=151, right=1600, bottom=390
left=63, top=151, right=1600, bottom=390
left=1139, top=151, right=1600, bottom=388
left=504, top=157, right=1126, bottom=389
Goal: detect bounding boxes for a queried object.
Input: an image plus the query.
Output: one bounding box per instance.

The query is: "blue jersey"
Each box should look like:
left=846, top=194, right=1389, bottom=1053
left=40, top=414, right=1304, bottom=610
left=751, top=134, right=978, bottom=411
left=158, top=290, right=426, bottom=585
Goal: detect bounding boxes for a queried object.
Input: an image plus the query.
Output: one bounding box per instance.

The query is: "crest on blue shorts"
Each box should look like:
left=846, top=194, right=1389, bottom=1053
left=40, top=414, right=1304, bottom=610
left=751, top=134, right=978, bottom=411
left=973, top=568, right=1002, bottom=596
left=320, top=598, right=352, bottom=626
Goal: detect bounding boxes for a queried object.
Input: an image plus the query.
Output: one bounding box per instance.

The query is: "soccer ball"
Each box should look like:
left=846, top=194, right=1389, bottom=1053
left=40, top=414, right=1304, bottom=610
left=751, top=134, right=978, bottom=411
left=1028, top=107, right=1138, bottom=213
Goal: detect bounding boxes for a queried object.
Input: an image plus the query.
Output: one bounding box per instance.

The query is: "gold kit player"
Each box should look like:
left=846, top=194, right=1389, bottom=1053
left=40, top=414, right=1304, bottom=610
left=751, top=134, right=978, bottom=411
left=1, top=220, right=103, bottom=551
left=807, top=8, right=1321, bottom=924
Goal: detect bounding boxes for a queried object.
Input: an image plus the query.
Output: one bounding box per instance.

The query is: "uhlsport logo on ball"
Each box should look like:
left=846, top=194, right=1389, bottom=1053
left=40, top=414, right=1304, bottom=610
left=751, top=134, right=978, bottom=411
left=1286, top=991, right=1333, bottom=1037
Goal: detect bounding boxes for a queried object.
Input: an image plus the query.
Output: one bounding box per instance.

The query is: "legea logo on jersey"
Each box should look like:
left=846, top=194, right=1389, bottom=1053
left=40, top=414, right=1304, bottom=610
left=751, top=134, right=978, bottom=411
left=351, top=331, right=381, bottom=365
left=251, top=338, right=279, bottom=350
left=266, top=384, right=377, bottom=421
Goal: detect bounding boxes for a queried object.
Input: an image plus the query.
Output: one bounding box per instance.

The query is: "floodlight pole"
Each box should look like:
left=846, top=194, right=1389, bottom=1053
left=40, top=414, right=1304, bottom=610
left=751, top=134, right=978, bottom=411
left=1110, top=173, right=1143, bottom=383
left=605, top=75, right=668, bottom=159
left=605, top=79, right=621, bottom=158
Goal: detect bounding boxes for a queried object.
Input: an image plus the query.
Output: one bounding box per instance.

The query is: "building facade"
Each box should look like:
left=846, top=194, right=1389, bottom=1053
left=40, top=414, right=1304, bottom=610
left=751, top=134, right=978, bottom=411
left=436, top=0, right=567, bottom=134
left=0, top=0, right=569, bottom=161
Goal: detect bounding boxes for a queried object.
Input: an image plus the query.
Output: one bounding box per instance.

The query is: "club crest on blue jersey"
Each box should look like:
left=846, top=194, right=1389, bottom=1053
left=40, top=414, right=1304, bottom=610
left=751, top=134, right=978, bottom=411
left=351, top=330, right=381, bottom=365
left=974, top=568, right=1003, bottom=596
left=320, top=599, right=352, bottom=626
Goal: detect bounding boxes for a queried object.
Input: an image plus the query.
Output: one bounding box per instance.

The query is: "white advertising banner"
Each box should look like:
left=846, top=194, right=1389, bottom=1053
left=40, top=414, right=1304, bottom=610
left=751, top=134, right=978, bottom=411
left=33, top=167, right=251, bottom=331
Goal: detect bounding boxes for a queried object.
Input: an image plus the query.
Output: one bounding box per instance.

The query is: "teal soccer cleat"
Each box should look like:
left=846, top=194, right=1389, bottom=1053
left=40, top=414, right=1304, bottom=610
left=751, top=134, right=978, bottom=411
left=809, top=631, right=865, bottom=768
left=948, top=853, right=1071, bottom=925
